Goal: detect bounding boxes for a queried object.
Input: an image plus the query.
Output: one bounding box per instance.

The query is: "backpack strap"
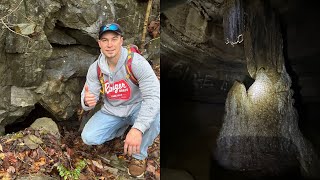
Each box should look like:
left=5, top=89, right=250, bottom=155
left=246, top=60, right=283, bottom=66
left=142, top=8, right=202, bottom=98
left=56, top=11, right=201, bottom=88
left=97, top=45, right=140, bottom=92
left=125, top=45, right=139, bottom=86
left=97, top=64, right=105, bottom=94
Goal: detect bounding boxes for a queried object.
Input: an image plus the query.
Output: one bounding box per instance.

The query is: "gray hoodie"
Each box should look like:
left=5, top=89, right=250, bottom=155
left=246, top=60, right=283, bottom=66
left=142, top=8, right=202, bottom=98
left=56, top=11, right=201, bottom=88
left=81, top=47, right=160, bottom=133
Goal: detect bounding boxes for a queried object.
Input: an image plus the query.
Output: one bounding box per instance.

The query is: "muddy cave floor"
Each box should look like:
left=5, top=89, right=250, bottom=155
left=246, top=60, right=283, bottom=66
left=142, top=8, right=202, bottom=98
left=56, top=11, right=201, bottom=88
left=0, top=121, right=160, bottom=180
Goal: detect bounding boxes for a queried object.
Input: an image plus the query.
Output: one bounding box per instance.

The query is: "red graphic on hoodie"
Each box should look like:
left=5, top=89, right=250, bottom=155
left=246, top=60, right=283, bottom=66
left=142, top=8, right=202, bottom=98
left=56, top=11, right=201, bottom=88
left=104, top=79, right=131, bottom=100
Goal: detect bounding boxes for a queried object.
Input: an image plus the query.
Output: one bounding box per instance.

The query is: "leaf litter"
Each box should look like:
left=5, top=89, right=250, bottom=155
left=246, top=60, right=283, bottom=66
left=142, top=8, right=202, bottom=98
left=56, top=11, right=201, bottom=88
left=0, top=124, right=160, bottom=180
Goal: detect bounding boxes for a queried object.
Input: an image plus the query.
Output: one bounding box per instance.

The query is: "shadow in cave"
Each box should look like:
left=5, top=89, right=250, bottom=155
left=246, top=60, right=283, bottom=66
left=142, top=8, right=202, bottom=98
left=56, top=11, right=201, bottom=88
left=5, top=103, right=57, bottom=134
left=161, top=55, right=231, bottom=179
left=242, top=75, right=255, bottom=90
left=161, top=58, right=200, bottom=179
left=5, top=103, right=80, bottom=135
left=281, top=12, right=320, bottom=157
left=280, top=16, right=306, bottom=137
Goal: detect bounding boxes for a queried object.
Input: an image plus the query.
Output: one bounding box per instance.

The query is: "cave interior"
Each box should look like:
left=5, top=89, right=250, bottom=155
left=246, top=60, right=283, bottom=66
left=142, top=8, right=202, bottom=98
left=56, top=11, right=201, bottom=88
left=161, top=0, right=320, bottom=179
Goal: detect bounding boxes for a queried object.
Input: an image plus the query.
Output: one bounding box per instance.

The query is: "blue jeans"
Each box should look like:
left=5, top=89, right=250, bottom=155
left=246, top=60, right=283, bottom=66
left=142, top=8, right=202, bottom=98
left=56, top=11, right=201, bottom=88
left=81, top=104, right=160, bottom=160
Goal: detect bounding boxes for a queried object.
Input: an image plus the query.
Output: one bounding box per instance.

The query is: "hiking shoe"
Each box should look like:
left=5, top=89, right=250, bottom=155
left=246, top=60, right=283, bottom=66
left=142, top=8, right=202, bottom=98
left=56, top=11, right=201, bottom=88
left=127, top=158, right=146, bottom=178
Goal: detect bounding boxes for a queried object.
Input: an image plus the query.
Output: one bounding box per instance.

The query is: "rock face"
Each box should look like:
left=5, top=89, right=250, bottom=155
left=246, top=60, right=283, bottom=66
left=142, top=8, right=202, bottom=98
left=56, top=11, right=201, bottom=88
left=0, top=0, right=159, bottom=132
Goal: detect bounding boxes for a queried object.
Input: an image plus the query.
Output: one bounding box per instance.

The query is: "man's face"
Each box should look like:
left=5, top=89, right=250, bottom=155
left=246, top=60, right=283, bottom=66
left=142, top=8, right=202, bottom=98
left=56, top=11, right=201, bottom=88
left=98, top=31, right=123, bottom=59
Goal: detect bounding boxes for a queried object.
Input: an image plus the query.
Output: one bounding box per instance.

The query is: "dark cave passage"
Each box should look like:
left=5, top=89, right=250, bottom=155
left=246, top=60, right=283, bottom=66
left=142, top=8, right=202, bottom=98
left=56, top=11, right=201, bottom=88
left=161, top=67, right=319, bottom=180
left=5, top=103, right=57, bottom=134
left=5, top=103, right=80, bottom=135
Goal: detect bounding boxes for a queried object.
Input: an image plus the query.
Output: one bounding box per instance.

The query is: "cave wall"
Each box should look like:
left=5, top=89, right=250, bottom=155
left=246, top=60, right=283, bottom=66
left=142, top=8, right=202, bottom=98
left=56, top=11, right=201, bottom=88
left=282, top=0, right=320, bottom=152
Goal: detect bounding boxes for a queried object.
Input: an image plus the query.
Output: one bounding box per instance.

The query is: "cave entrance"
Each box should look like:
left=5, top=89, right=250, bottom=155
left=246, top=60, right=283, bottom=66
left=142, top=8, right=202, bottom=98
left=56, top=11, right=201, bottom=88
left=5, top=103, right=58, bottom=134
left=5, top=103, right=81, bottom=135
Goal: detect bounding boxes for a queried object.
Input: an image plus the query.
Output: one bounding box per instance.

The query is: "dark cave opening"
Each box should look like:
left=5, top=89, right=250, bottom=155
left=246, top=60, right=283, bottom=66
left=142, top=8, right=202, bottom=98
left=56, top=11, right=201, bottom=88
left=5, top=103, right=80, bottom=135
left=279, top=0, right=320, bottom=154
left=45, top=20, right=99, bottom=49
left=279, top=9, right=306, bottom=139
left=5, top=103, right=57, bottom=134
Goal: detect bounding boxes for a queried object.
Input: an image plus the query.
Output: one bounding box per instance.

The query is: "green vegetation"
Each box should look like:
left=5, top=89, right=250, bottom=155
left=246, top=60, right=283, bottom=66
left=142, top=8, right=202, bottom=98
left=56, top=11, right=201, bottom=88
left=57, top=160, right=87, bottom=180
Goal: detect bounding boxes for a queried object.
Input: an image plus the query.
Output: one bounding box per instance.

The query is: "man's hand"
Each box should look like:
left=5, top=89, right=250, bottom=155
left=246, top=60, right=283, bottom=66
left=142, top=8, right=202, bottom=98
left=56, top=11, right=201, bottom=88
left=124, top=128, right=142, bottom=156
left=84, top=84, right=97, bottom=107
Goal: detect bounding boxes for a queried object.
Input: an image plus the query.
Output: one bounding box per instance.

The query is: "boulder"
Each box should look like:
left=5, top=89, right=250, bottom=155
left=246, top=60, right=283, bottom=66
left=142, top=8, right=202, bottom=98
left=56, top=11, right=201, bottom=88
left=30, top=117, right=60, bottom=138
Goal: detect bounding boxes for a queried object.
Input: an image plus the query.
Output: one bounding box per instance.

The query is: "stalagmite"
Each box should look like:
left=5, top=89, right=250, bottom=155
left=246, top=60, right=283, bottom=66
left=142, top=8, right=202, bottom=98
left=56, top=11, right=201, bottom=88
left=216, top=0, right=319, bottom=178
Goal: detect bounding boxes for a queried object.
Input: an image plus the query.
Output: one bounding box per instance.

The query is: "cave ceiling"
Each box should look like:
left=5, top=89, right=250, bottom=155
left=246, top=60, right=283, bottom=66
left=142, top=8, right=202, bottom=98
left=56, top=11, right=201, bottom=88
left=161, top=0, right=247, bottom=81
left=161, top=0, right=319, bottom=83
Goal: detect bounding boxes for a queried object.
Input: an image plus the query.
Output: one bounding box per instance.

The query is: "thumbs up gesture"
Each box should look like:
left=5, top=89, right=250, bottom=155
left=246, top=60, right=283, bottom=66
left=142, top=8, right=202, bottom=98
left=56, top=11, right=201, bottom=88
left=84, top=84, right=97, bottom=107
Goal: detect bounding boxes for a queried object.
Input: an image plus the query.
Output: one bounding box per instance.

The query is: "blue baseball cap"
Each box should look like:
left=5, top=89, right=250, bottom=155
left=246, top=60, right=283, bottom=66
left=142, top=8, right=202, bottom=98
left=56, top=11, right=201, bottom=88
left=99, top=23, right=123, bottom=39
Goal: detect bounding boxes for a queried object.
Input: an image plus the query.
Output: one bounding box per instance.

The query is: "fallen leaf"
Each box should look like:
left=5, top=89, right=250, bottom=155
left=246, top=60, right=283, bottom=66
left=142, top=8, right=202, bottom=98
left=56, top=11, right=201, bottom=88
left=17, top=142, right=25, bottom=146
left=6, top=166, right=15, bottom=174
left=104, top=165, right=118, bottom=175
left=7, top=153, right=17, bottom=163
left=34, top=157, right=46, bottom=166
left=0, top=153, right=5, bottom=160
left=66, top=147, right=74, bottom=157
left=48, top=148, right=56, bottom=156
left=14, top=23, right=36, bottom=35
left=18, top=152, right=25, bottom=160
left=28, top=135, right=43, bottom=144
left=4, top=139, right=14, bottom=144
left=79, top=174, right=89, bottom=180
left=148, top=20, right=160, bottom=38
left=146, top=164, right=156, bottom=174
left=98, top=155, right=111, bottom=164
left=89, top=164, right=97, bottom=172
left=23, top=135, right=43, bottom=149
left=0, top=170, right=8, bottom=177
left=30, top=150, right=38, bottom=159
left=155, top=170, right=160, bottom=180
left=92, top=160, right=103, bottom=169
left=151, top=151, right=160, bottom=158
left=1, top=173, right=11, bottom=180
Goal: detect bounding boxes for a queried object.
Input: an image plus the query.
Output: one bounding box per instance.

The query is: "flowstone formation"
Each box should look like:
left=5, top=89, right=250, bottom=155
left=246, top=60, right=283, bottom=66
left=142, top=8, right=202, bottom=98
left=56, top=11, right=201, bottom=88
left=215, top=0, right=319, bottom=178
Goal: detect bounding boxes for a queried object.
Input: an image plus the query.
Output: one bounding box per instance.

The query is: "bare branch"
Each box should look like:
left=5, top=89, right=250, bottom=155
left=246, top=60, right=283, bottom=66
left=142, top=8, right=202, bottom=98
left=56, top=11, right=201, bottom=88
left=140, top=0, right=153, bottom=51
left=1, top=19, right=31, bottom=39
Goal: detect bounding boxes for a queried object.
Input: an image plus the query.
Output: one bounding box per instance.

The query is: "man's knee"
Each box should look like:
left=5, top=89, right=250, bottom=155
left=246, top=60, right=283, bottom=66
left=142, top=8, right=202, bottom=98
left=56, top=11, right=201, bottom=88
left=81, top=130, right=104, bottom=145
